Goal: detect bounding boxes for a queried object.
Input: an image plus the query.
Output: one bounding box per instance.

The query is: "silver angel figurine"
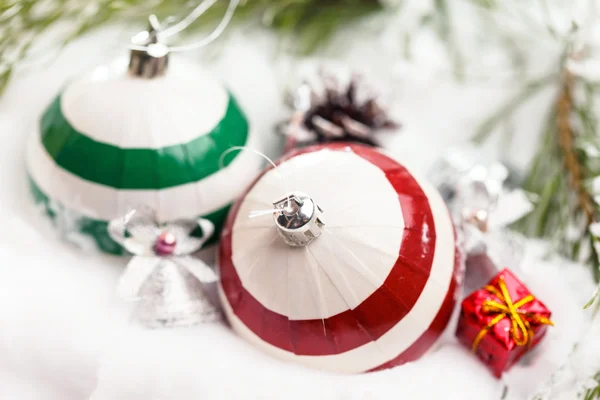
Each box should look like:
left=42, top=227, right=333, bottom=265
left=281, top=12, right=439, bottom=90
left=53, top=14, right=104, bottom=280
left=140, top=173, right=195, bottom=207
left=108, top=208, right=220, bottom=328
left=429, top=147, right=534, bottom=292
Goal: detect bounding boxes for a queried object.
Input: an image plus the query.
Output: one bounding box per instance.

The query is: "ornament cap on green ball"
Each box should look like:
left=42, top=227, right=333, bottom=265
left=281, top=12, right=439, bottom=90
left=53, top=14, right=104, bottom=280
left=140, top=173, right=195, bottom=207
left=128, top=22, right=169, bottom=78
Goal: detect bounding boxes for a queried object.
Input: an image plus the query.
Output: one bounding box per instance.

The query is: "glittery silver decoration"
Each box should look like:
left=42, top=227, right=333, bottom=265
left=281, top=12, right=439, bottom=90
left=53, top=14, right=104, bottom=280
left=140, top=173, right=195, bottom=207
left=108, top=208, right=219, bottom=328
left=428, top=144, right=522, bottom=204
left=429, top=146, right=534, bottom=292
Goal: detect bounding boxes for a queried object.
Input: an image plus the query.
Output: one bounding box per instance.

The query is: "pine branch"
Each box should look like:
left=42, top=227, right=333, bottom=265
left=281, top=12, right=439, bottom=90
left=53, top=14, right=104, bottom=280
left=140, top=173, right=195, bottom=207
left=557, top=70, right=596, bottom=227
left=476, top=59, right=600, bottom=281
left=555, top=69, right=600, bottom=282
left=0, top=0, right=386, bottom=95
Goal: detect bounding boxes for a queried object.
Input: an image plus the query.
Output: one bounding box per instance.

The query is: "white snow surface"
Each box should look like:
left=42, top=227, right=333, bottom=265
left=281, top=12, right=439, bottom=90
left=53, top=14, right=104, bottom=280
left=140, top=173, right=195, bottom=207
left=0, top=15, right=598, bottom=400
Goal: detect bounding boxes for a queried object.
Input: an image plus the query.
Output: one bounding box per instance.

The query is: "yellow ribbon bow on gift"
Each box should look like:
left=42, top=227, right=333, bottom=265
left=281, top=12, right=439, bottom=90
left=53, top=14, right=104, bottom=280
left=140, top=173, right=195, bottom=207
left=472, top=276, right=554, bottom=352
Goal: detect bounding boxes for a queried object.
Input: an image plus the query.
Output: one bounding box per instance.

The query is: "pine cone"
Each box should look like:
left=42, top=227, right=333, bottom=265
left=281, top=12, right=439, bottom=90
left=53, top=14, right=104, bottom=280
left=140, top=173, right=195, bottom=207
left=281, top=72, right=399, bottom=147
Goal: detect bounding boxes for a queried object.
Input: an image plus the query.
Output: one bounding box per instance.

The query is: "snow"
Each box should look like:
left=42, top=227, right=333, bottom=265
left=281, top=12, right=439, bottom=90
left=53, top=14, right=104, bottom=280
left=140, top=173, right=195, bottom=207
left=0, top=12, right=598, bottom=399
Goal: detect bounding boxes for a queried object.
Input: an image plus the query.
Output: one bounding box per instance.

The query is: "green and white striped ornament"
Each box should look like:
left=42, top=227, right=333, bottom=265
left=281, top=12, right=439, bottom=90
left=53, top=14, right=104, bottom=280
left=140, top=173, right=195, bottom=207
left=26, top=55, right=262, bottom=255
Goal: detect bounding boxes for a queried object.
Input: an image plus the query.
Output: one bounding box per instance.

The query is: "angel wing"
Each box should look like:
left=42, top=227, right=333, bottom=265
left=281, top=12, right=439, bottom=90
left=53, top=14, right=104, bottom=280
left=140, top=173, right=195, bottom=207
left=171, top=217, right=215, bottom=255
left=175, top=256, right=218, bottom=284
left=108, top=208, right=158, bottom=256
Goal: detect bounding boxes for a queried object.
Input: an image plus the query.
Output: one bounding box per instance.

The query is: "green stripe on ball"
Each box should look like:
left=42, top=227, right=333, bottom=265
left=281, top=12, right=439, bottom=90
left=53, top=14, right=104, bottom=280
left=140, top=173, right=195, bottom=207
left=40, top=93, right=249, bottom=189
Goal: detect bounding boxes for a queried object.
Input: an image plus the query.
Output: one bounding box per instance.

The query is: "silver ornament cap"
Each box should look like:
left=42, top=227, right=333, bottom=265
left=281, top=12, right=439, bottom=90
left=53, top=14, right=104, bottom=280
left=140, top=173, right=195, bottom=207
left=273, top=192, right=324, bottom=247
left=129, top=23, right=169, bottom=78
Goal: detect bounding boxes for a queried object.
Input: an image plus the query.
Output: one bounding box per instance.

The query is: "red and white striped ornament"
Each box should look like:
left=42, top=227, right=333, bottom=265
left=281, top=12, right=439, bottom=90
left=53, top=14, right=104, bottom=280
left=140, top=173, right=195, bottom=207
left=219, top=143, right=462, bottom=373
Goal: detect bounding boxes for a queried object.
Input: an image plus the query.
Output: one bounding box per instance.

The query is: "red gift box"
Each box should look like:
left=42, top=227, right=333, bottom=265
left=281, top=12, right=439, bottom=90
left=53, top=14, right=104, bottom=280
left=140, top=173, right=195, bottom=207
left=456, top=268, right=553, bottom=377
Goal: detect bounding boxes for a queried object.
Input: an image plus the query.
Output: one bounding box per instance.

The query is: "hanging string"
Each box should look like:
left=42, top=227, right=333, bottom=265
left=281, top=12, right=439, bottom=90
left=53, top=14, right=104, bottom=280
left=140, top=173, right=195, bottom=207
left=218, top=146, right=297, bottom=220
left=169, top=0, right=238, bottom=52
left=158, top=0, right=219, bottom=38
left=248, top=208, right=282, bottom=219
left=219, top=146, right=278, bottom=171
left=129, top=0, right=239, bottom=53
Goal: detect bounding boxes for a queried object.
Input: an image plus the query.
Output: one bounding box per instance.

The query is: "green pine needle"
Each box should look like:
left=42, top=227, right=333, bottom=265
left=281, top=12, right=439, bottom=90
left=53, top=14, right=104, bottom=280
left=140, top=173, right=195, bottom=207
left=472, top=73, right=558, bottom=144
left=585, top=372, right=600, bottom=400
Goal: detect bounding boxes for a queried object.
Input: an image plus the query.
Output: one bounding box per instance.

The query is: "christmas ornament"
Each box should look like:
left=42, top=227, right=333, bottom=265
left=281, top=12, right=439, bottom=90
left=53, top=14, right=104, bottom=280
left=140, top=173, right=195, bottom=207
left=456, top=268, right=554, bottom=378
left=458, top=170, right=532, bottom=292
left=26, top=2, right=261, bottom=255
left=108, top=208, right=220, bottom=328
left=429, top=146, right=533, bottom=292
left=219, top=143, right=462, bottom=373
left=280, top=72, right=398, bottom=152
